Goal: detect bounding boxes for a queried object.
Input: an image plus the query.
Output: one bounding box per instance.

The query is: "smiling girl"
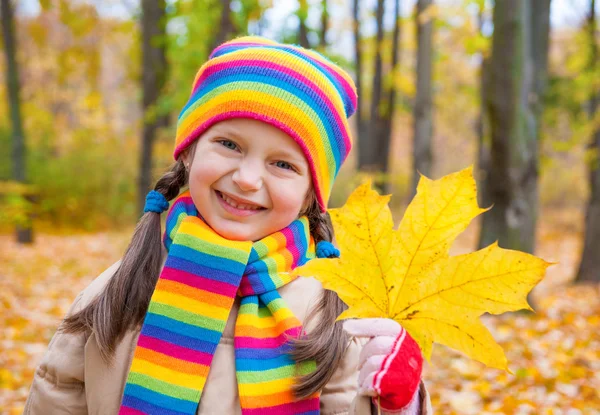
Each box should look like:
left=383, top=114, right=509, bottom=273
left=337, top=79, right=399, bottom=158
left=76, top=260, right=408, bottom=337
left=24, top=36, right=432, bottom=415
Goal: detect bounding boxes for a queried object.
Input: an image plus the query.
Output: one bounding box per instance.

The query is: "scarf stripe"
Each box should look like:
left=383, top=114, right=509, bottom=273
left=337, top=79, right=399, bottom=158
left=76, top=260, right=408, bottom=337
left=120, top=192, right=320, bottom=414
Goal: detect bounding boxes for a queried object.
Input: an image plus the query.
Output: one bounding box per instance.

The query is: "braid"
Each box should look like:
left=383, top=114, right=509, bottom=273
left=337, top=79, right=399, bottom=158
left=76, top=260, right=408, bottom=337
left=292, top=198, right=349, bottom=398
left=63, top=160, right=188, bottom=363
left=155, top=160, right=188, bottom=201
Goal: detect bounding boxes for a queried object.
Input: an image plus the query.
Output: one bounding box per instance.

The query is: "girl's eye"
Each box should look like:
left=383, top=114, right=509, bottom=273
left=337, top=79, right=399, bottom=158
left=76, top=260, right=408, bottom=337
left=275, top=161, right=295, bottom=171
left=218, top=140, right=238, bottom=151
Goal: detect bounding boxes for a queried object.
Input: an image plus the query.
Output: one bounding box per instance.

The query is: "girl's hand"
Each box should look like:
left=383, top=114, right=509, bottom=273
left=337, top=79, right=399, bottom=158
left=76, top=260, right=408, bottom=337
left=343, top=318, right=423, bottom=413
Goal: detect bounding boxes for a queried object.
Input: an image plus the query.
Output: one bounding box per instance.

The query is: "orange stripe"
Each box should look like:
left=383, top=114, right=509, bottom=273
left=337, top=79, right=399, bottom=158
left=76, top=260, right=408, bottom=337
left=133, top=347, right=208, bottom=376
left=235, top=317, right=300, bottom=338
left=239, top=390, right=296, bottom=408
left=155, top=279, right=232, bottom=309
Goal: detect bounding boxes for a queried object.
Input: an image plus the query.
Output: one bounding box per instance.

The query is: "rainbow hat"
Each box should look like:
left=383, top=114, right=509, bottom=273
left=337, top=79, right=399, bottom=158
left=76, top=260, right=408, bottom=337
left=174, top=36, right=357, bottom=211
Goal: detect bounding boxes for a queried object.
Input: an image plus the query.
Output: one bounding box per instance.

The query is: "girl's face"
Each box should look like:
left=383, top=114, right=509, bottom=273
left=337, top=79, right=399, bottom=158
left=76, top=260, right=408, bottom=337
left=183, top=118, right=312, bottom=241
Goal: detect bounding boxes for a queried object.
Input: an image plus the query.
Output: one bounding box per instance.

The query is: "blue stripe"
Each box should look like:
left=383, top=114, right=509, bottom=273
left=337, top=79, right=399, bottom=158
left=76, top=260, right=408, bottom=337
left=144, top=313, right=223, bottom=344
left=289, top=220, right=312, bottom=267
left=165, top=254, right=244, bottom=287
left=141, top=322, right=220, bottom=354
left=170, top=244, right=248, bottom=274
left=235, top=344, right=293, bottom=359
left=259, top=290, right=283, bottom=306
left=123, top=384, right=198, bottom=414
left=121, top=394, right=192, bottom=415
left=236, top=354, right=295, bottom=371
left=181, top=69, right=343, bottom=167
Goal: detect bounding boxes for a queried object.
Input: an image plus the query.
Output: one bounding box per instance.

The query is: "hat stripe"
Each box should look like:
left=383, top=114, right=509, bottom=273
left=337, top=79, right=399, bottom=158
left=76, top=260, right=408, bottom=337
left=180, top=67, right=349, bottom=166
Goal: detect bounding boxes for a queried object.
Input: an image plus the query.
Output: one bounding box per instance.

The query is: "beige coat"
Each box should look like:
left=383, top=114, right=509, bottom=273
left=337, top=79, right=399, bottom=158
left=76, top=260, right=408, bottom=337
left=24, top=261, right=432, bottom=415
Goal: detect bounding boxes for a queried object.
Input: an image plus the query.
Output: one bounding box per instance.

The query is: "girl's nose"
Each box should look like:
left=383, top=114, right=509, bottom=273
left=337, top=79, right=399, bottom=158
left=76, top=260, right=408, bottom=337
left=232, top=159, right=263, bottom=192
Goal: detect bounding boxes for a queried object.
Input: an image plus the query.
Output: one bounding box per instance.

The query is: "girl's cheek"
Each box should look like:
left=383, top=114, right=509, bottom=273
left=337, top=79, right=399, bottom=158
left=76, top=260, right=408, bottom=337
left=271, top=179, right=309, bottom=213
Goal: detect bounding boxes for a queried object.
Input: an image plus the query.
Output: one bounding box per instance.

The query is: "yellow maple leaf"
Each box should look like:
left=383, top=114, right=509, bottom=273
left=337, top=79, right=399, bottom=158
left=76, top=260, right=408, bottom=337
left=293, top=166, right=551, bottom=370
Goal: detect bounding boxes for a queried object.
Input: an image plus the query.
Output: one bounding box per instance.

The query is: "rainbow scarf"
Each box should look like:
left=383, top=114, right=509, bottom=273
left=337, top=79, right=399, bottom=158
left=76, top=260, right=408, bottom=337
left=119, top=191, right=319, bottom=414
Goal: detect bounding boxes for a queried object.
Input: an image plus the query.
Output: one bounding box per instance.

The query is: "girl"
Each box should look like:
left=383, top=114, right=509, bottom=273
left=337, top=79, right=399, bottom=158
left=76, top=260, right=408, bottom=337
left=24, top=36, right=432, bottom=415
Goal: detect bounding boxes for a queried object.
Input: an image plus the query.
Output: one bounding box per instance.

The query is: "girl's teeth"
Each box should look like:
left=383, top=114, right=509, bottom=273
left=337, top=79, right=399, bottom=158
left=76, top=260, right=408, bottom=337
left=221, top=193, right=261, bottom=210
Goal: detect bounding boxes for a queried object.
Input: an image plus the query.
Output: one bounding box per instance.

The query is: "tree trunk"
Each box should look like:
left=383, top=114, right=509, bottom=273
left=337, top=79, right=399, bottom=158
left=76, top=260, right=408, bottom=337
left=353, top=0, right=368, bottom=168
left=478, top=0, right=550, bottom=255
left=411, top=0, right=434, bottom=197
left=357, top=0, right=386, bottom=176
left=320, top=0, right=328, bottom=48
left=212, top=0, right=234, bottom=51
left=1, top=0, right=33, bottom=243
left=297, top=0, right=310, bottom=49
left=380, top=0, right=402, bottom=187
left=476, top=57, right=492, bottom=216
left=575, top=0, right=600, bottom=283
left=475, top=4, right=492, bottom=214
left=138, top=0, right=168, bottom=214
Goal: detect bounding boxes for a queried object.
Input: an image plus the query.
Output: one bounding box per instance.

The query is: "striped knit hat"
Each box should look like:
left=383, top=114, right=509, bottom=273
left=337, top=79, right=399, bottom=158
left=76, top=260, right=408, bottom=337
left=174, top=36, right=357, bottom=211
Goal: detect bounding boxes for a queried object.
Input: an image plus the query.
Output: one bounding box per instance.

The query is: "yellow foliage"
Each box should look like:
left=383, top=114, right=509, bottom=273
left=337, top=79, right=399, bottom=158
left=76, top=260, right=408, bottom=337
left=294, top=166, right=551, bottom=370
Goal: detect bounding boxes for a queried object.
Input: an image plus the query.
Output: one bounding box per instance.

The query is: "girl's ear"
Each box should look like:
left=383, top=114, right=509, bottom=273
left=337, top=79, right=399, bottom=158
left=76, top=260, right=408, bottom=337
left=180, top=149, right=192, bottom=171
left=300, top=190, right=316, bottom=216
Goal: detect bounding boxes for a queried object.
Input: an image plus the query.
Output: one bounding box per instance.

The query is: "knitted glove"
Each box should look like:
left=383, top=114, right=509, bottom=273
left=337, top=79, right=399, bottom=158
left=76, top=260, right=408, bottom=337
left=344, top=318, right=423, bottom=413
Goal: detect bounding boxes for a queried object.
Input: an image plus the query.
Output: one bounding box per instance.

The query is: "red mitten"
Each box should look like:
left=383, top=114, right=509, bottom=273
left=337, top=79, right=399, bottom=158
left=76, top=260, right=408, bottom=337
left=344, top=319, right=423, bottom=412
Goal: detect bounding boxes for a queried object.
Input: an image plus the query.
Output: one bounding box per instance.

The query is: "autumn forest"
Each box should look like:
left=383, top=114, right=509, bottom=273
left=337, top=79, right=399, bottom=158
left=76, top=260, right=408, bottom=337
left=1, top=0, right=599, bottom=413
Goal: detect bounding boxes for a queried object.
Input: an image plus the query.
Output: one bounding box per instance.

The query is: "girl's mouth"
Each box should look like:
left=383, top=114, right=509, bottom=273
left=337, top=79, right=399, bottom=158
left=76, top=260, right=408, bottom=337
left=215, top=190, right=266, bottom=217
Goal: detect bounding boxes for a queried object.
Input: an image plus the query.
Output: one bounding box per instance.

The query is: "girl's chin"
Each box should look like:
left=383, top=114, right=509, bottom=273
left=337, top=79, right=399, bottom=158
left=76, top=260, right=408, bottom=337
left=208, top=219, right=263, bottom=241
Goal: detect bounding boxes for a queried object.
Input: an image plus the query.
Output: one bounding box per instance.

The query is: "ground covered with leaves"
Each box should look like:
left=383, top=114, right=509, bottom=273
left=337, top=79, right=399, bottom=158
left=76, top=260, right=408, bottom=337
left=1, top=211, right=599, bottom=414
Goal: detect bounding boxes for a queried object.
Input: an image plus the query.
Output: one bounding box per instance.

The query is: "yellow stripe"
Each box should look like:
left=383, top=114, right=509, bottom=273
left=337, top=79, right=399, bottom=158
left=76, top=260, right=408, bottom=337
left=151, top=290, right=230, bottom=321
left=179, top=219, right=252, bottom=253
left=238, top=377, right=295, bottom=396
left=130, top=358, right=207, bottom=390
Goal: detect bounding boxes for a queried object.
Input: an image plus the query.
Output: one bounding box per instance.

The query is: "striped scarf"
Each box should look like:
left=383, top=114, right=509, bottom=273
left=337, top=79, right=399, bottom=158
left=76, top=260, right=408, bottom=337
left=119, top=191, right=319, bottom=414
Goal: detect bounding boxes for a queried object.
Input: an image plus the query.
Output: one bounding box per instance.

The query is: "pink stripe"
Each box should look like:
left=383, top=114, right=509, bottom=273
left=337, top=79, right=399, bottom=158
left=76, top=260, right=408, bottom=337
left=174, top=111, right=326, bottom=211
left=137, top=334, right=213, bottom=366
left=161, top=267, right=239, bottom=297
left=241, top=397, right=320, bottom=414
left=280, top=226, right=301, bottom=268
left=192, top=58, right=351, bottom=152
left=235, top=328, right=300, bottom=349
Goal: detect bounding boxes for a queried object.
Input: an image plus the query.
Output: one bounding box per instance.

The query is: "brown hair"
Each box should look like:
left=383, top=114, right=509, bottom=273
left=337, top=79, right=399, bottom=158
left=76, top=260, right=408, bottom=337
left=62, top=160, right=348, bottom=398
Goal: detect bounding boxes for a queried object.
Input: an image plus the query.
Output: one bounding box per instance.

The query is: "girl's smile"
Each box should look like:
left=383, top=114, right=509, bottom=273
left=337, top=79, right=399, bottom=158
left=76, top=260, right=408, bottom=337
left=214, top=190, right=266, bottom=216
left=183, top=118, right=312, bottom=241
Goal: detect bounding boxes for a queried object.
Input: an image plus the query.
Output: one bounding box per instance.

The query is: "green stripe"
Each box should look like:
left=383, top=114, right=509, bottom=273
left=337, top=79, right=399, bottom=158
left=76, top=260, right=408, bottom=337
left=237, top=360, right=316, bottom=383
left=169, top=212, right=187, bottom=241
left=128, top=372, right=200, bottom=402
left=239, top=300, right=288, bottom=317
left=261, top=256, right=284, bottom=286
left=237, top=364, right=296, bottom=383
left=264, top=297, right=287, bottom=313
left=149, top=302, right=226, bottom=332
left=176, top=233, right=250, bottom=263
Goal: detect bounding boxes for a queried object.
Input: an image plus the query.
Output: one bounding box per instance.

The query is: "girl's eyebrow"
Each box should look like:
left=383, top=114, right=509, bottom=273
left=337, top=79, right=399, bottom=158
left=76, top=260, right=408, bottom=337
left=212, top=126, right=245, bottom=140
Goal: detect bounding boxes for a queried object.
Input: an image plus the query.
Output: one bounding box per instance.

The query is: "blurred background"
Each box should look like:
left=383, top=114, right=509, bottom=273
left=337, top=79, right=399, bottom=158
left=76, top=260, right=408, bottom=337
left=1, top=0, right=599, bottom=413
